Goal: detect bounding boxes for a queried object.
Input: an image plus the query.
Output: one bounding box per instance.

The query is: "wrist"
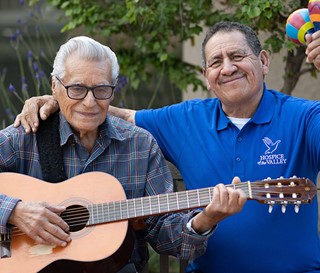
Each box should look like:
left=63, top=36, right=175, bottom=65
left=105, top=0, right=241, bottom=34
left=191, top=210, right=217, bottom=234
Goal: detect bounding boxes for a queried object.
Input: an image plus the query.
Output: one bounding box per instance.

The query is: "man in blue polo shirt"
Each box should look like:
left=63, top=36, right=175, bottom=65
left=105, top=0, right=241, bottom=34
left=14, top=22, right=320, bottom=273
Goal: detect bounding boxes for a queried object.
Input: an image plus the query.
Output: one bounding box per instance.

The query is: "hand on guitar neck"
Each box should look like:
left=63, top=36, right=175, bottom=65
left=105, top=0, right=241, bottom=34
left=8, top=201, right=71, bottom=247
left=192, top=177, right=246, bottom=234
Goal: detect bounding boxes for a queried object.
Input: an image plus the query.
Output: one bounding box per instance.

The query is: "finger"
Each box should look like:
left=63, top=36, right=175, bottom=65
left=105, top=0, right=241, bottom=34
left=44, top=205, right=70, bottom=233
left=312, top=30, right=320, bottom=40
left=39, top=97, right=59, bottom=120
left=231, top=176, right=241, bottom=184
left=215, top=183, right=228, bottom=204
left=38, top=228, right=70, bottom=247
left=15, top=114, right=34, bottom=134
left=13, top=113, right=22, bottom=128
left=39, top=108, right=49, bottom=121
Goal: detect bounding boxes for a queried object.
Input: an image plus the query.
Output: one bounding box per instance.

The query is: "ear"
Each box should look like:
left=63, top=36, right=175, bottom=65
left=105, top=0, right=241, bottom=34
left=259, top=50, right=270, bottom=76
left=202, top=68, right=211, bottom=91
left=51, top=77, right=57, bottom=98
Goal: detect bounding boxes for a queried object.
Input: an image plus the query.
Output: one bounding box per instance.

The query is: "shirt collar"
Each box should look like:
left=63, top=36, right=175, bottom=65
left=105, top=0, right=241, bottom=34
left=216, top=83, right=274, bottom=131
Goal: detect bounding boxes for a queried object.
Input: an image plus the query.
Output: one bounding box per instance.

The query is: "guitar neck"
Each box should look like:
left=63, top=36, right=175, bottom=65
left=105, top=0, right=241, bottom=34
left=88, top=184, right=235, bottom=225
left=87, top=177, right=316, bottom=225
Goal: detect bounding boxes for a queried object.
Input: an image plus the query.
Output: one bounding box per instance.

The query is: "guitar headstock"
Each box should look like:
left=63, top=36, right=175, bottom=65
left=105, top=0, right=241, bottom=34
left=245, top=177, right=316, bottom=213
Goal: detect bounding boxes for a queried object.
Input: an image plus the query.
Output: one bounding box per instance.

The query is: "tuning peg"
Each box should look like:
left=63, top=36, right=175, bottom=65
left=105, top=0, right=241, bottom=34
left=281, top=202, right=287, bottom=213
left=268, top=200, right=275, bottom=213
left=269, top=204, right=274, bottom=213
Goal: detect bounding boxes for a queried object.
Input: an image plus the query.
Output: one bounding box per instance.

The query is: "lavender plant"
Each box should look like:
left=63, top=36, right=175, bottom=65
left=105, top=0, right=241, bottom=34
left=0, top=0, right=62, bottom=128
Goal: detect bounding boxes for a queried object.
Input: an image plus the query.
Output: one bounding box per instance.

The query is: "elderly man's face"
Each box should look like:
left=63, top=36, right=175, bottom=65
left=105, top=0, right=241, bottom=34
left=52, top=54, right=113, bottom=136
left=203, top=31, right=269, bottom=117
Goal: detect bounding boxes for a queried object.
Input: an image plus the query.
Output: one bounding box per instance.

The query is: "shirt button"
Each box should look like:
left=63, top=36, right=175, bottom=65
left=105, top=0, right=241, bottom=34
left=236, top=157, right=241, bottom=162
left=237, top=137, right=242, bottom=142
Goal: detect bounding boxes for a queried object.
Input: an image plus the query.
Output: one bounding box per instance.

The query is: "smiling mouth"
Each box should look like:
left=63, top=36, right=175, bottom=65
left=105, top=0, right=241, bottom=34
left=78, top=112, right=99, bottom=117
left=220, top=74, right=244, bottom=84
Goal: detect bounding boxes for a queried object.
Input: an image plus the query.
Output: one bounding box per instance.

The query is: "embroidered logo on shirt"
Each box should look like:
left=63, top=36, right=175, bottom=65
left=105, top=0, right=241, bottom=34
left=257, top=137, right=287, bottom=165
left=262, top=137, right=281, bottom=154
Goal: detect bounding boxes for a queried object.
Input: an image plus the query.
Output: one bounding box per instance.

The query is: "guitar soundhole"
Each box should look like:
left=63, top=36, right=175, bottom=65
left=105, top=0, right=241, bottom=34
left=60, top=205, right=89, bottom=232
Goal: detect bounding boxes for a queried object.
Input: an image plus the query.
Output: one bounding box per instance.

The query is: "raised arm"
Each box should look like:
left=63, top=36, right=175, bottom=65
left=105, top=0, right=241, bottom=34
left=108, top=105, right=137, bottom=125
left=14, top=94, right=137, bottom=133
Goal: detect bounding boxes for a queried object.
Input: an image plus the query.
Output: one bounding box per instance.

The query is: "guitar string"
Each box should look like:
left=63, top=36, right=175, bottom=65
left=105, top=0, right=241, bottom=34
left=9, top=182, right=309, bottom=237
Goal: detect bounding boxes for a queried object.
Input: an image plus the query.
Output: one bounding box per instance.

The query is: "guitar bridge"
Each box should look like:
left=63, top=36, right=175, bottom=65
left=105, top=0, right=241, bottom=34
left=0, top=232, right=11, bottom=258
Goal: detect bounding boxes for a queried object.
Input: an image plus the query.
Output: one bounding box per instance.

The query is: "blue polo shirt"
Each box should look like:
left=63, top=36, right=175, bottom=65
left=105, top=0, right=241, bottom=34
left=136, top=87, right=320, bottom=273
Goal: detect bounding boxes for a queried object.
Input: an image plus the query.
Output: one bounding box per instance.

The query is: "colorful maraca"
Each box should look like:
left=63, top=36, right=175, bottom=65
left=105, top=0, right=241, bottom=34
left=286, top=8, right=315, bottom=45
left=308, top=0, right=320, bottom=31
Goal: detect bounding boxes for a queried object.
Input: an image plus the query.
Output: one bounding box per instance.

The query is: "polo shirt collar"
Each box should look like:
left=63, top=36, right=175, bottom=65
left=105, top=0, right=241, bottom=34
left=216, top=83, right=274, bottom=130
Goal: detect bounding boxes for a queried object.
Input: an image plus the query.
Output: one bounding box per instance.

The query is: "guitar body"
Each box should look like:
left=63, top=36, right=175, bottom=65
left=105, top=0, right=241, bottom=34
left=0, top=172, right=131, bottom=273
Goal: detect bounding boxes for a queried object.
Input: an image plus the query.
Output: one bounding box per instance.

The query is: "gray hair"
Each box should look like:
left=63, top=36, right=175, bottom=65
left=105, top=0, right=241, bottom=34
left=201, top=21, right=262, bottom=68
left=51, top=36, right=119, bottom=84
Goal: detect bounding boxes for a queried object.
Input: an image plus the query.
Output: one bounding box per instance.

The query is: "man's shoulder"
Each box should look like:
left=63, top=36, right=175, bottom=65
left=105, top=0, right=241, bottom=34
left=267, top=89, right=320, bottom=109
left=0, top=124, right=27, bottom=139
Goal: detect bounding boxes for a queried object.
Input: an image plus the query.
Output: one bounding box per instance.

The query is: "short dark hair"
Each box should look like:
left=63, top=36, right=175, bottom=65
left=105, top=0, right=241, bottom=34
left=201, top=21, right=262, bottom=67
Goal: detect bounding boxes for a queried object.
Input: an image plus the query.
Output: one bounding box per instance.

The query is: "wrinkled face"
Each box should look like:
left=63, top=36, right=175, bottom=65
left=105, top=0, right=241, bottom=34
left=203, top=31, right=270, bottom=116
left=52, top=54, right=113, bottom=136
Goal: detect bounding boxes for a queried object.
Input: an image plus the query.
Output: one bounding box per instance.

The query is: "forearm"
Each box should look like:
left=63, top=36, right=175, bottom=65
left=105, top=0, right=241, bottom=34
left=145, top=210, right=212, bottom=261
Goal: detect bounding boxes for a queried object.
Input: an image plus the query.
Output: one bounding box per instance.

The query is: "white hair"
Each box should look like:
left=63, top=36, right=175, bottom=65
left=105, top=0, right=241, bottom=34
left=51, top=36, right=119, bottom=84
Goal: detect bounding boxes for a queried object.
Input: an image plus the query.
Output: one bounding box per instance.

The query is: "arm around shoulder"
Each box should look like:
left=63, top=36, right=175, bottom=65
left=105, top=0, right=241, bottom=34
left=108, top=105, right=136, bottom=125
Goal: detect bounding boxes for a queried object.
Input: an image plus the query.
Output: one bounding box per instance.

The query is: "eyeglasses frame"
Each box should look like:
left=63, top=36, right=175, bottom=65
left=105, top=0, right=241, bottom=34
left=54, top=75, right=116, bottom=100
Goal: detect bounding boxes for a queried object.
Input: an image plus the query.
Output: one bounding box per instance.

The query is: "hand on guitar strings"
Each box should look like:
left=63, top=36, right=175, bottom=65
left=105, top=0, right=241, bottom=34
left=8, top=201, right=72, bottom=247
left=190, top=177, right=247, bottom=234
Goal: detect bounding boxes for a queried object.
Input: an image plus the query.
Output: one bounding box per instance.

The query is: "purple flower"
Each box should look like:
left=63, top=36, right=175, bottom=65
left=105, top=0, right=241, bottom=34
left=38, top=70, right=46, bottom=78
left=19, top=0, right=24, bottom=6
left=33, top=62, right=39, bottom=72
left=10, top=33, right=17, bottom=42
left=27, top=50, right=33, bottom=60
left=5, top=108, right=11, bottom=115
left=115, top=75, right=128, bottom=92
left=35, top=72, right=40, bottom=81
left=9, top=84, right=16, bottom=92
left=15, top=29, right=21, bottom=37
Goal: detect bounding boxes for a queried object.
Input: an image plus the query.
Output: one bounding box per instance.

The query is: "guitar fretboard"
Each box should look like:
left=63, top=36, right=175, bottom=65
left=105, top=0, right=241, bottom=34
left=87, top=185, right=241, bottom=225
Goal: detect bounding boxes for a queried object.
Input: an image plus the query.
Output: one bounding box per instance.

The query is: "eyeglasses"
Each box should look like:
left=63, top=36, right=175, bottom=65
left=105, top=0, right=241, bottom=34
left=54, top=76, right=115, bottom=100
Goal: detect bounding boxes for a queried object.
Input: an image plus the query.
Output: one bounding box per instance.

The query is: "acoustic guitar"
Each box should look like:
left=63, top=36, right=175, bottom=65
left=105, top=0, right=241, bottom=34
left=0, top=172, right=316, bottom=273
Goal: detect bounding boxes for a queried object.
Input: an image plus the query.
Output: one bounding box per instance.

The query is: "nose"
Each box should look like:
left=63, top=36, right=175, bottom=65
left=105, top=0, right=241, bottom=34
left=82, top=90, right=96, bottom=106
left=220, top=58, right=237, bottom=75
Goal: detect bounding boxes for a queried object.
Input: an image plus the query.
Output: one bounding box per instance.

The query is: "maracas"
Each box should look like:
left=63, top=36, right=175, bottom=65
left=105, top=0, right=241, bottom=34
left=286, top=8, right=315, bottom=45
left=309, top=0, right=320, bottom=31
